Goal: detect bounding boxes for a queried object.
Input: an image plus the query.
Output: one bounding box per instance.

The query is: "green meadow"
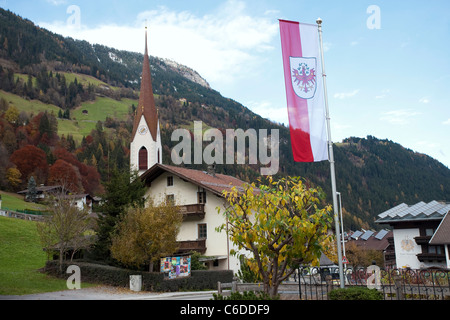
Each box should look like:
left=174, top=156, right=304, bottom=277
left=0, top=216, right=70, bottom=295
left=1, top=87, right=137, bottom=144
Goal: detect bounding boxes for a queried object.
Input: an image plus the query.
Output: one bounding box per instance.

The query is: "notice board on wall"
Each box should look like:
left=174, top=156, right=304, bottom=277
left=160, top=255, right=191, bottom=279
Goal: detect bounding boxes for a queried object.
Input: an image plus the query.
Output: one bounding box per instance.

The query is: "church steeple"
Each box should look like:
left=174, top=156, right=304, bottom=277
left=130, top=27, right=162, bottom=175
left=132, top=27, right=158, bottom=142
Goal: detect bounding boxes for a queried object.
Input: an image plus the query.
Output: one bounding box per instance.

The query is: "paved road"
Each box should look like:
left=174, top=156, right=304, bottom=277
left=0, top=286, right=219, bottom=300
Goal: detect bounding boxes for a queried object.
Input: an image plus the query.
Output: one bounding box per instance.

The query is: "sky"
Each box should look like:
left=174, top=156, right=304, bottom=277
left=1, top=0, right=450, bottom=167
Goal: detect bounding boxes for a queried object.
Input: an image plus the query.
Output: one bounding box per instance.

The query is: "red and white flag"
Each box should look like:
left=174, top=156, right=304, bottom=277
left=280, top=20, right=328, bottom=162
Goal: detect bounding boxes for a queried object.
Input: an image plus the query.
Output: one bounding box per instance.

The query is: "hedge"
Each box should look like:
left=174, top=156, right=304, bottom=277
left=328, top=286, right=383, bottom=300
left=45, top=260, right=233, bottom=292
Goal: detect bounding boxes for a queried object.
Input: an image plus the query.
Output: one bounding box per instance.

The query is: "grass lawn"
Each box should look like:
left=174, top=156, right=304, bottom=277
left=0, top=216, right=94, bottom=295
left=0, top=191, right=48, bottom=212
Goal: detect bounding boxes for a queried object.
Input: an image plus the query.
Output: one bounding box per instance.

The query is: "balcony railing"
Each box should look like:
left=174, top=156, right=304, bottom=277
left=417, top=253, right=446, bottom=262
left=178, top=204, right=205, bottom=220
left=414, top=236, right=431, bottom=245
left=177, top=239, right=206, bottom=254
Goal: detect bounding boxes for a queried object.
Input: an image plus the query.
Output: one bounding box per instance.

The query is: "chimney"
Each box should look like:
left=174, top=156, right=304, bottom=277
left=207, top=164, right=216, bottom=177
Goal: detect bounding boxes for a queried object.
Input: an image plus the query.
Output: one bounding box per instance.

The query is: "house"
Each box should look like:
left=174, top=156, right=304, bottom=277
left=429, top=211, right=450, bottom=268
left=61, top=194, right=95, bottom=214
left=376, top=201, right=450, bottom=269
left=18, top=185, right=65, bottom=202
left=345, top=229, right=394, bottom=268
left=128, top=29, right=248, bottom=273
left=140, top=163, right=246, bottom=273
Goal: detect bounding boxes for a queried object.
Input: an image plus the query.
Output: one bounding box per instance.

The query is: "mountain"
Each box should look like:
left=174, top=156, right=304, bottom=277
left=0, top=8, right=449, bottom=230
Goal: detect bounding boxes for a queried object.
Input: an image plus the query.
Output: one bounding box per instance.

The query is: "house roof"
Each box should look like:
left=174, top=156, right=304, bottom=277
left=429, top=211, right=450, bottom=245
left=141, top=164, right=249, bottom=197
left=376, top=201, right=450, bottom=225
left=346, top=229, right=393, bottom=251
left=18, top=185, right=63, bottom=194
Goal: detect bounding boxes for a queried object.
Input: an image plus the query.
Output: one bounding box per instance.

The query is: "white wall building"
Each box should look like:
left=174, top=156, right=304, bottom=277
left=141, top=164, right=246, bottom=274
left=376, top=201, right=450, bottom=269
left=130, top=29, right=246, bottom=274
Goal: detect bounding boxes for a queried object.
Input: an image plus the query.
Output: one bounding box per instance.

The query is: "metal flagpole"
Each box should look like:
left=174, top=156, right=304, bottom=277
left=316, top=17, right=345, bottom=288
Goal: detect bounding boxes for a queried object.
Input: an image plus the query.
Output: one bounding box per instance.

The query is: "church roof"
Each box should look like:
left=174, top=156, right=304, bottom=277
left=132, top=28, right=158, bottom=141
left=141, top=164, right=248, bottom=197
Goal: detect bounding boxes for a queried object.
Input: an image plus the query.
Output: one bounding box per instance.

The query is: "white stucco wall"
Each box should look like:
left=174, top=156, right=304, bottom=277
left=144, top=172, right=241, bottom=273
left=130, top=116, right=162, bottom=175
left=393, top=228, right=447, bottom=269
left=393, top=228, right=422, bottom=269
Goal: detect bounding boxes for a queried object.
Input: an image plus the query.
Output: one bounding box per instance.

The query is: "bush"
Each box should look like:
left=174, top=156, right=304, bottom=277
left=329, top=286, right=383, bottom=300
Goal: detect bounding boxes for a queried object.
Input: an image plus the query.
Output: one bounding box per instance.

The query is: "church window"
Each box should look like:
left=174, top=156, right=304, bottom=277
left=139, top=147, right=148, bottom=170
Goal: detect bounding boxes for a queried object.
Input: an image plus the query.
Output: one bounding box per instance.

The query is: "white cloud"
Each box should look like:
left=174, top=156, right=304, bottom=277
left=333, top=89, right=359, bottom=99
left=380, top=109, right=421, bottom=125
left=37, top=0, right=279, bottom=88
left=419, top=97, right=430, bottom=104
left=46, top=0, right=67, bottom=5
left=375, top=89, right=390, bottom=99
left=246, top=100, right=288, bottom=125
left=443, top=118, right=450, bottom=125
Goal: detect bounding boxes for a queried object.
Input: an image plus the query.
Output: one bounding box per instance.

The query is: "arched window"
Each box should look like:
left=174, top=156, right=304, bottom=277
left=139, top=147, right=148, bottom=170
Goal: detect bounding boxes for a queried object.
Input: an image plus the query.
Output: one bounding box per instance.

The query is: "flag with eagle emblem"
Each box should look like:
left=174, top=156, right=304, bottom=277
left=280, top=20, right=328, bottom=162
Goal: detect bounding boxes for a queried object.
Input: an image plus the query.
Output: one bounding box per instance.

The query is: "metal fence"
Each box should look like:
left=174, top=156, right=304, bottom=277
left=296, top=266, right=450, bottom=300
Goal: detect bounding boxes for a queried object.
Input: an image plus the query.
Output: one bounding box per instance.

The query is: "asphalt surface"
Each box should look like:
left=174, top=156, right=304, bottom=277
left=0, top=286, right=218, bottom=300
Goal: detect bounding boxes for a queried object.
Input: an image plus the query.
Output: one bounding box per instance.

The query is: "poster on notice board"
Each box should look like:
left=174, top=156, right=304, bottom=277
left=160, top=255, right=191, bottom=279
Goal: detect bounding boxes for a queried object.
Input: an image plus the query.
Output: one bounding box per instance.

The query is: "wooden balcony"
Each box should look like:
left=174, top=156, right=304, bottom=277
left=178, top=204, right=205, bottom=220
left=414, top=236, right=431, bottom=245
left=417, top=253, right=446, bottom=262
left=177, top=239, right=206, bottom=254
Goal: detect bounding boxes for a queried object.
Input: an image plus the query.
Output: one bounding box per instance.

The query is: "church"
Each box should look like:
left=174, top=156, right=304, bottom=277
left=130, top=28, right=245, bottom=273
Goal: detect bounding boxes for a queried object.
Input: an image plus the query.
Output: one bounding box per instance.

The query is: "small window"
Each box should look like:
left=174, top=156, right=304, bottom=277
left=167, top=176, right=173, bottom=186
left=425, top=228, right=434, bottom=236
left=198, top=224, right=207, bottom=239
left=166, top=194, right=175, bottom=204
left=428, top=246, right=443, bottom=254
left=198, top=191, right=206, bottom=204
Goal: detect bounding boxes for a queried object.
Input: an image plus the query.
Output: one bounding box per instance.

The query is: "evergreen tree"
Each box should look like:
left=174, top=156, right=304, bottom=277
left=26, top=176, right=37, bottom=203
left=92, top=168, right=146, bottom=262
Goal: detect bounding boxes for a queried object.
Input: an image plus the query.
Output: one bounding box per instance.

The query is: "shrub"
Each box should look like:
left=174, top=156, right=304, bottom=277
left=44, top=260, right=233, bottom=292
left=329, top=286, right=383, bottom=300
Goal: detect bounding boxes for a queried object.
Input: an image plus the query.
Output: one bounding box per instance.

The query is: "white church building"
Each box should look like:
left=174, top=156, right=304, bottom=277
left=129, top=29, right=245, bottom=273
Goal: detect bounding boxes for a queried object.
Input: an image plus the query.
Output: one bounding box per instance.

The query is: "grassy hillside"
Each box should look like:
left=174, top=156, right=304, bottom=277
left=65, top=96, right=137, bottom=142
left=0, top=89, right=59, bottom=115
left=0, top=191, right=47, bottom=211
left=0, top=216, right=68, bottom=295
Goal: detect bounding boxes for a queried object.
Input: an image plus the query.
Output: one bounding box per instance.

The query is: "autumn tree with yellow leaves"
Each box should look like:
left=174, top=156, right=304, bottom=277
left=110, top=199, right=183, bottom=272
left=218, top=176, right=334, bottom=298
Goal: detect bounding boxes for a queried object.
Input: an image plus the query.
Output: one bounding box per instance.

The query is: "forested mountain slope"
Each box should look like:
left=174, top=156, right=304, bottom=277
left=0, top=8, right=448, bottom=230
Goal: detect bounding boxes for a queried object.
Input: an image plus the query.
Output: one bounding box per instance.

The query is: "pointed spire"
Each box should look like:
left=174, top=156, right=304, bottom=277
left=132, top=27, right=158, bottom=141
